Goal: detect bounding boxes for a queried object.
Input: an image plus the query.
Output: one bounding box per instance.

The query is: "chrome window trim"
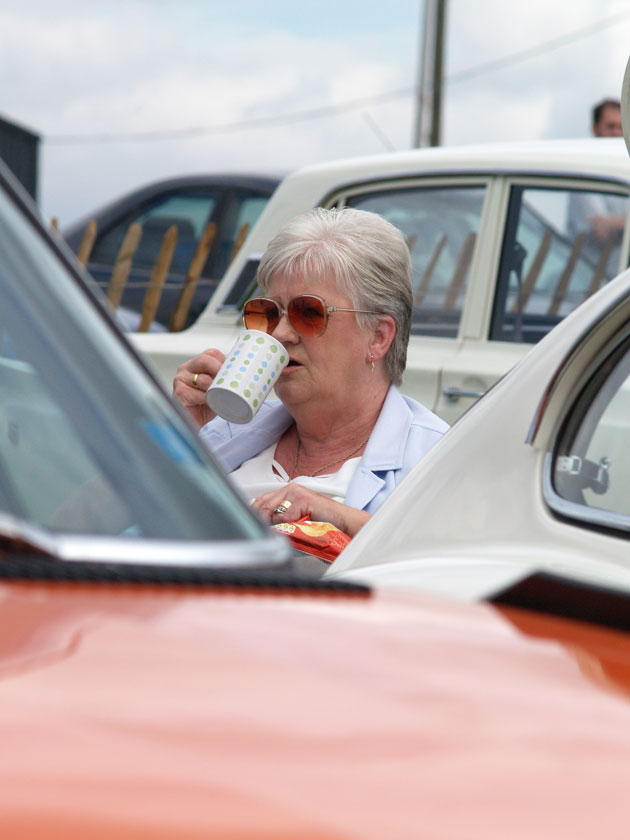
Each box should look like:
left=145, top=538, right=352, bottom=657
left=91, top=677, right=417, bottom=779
left=55, top=535, right=292, bottom=567
left=543, top=451, right=630, bottom=535
left=542, top=324, right=630, bottom=537
left=0, top=511, right=292, bottom=568
left=527, top=283, right=630, bottom=445
left=327, top=173, right=492, bottom=208
left=315, top=169, right=630, bottom=210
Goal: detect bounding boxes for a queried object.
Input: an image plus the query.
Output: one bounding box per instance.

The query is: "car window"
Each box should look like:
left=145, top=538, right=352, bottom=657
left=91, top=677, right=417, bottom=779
left=550, top=330, right=630, bottom=526
left=491, top=185, right=630, bottom=344
left=87, top=188, right=274, bottom=333
left=210, top=192, right=270, bottom=280
left=345, top=185, right=486, bottom=338
left=90, top=190, right=221, bottom=275
left=0, top=183, right=267, bottom=544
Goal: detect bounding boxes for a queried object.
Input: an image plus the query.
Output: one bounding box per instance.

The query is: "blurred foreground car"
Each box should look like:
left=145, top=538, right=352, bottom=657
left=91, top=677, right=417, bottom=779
left=0, top=160, right=289, bottom=567
left=63, top=172, right=281, bottom=331
left=130, top=138, right=630, bottom=424
left=4, top=161, right=630, bottom=836
left=7, top=563, right=630, bottom=838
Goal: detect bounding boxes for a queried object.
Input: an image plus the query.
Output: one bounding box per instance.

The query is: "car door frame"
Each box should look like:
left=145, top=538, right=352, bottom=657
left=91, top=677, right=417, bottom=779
left=329, top=173, right=495, bottom=417
left=436, top=172, right=630, bottom=424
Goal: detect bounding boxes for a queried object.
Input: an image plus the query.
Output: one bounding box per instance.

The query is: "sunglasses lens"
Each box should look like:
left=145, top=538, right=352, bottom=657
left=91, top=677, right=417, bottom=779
left=288, top=295, right=327, bottom=337
left=243, top=298, right=279, bottom=333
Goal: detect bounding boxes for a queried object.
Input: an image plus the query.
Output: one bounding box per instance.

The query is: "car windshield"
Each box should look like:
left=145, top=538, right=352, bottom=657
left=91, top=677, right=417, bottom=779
left=0, top=179, right=268, bottom=548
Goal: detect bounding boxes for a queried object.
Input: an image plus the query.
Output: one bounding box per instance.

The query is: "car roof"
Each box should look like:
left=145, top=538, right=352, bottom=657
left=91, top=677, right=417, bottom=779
left=62, top=171, right=284, bottom=239
left=305, top=136, right=628, bottom=173
left=281, top=137, right=630, bottom=195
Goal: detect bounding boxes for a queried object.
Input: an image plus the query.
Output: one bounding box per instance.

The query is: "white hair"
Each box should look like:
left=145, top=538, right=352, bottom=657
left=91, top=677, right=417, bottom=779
left=256, top=207, right=412, bottom=385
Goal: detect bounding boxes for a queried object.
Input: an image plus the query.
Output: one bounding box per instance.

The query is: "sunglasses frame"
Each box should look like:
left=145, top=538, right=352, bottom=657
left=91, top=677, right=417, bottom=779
left=242, top=294, right=378, bottom=339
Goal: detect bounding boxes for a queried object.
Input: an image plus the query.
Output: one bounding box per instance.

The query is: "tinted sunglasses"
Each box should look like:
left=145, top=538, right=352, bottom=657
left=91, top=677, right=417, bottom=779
left=242, top=294, right=378, bottom=339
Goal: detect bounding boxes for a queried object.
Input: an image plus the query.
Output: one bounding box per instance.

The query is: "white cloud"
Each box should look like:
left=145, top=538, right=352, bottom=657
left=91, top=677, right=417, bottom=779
left=1, top=0, right=629, bottom=226
left=444, top=0, right=630, bottom=144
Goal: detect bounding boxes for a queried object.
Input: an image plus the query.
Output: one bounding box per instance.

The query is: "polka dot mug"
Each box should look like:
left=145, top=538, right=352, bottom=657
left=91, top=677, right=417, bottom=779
left=205, top=330, right=289, bottom=424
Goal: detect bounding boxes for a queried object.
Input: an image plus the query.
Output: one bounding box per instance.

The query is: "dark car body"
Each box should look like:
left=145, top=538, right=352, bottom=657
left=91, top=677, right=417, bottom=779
left=62, top=173, right=281, bottom=331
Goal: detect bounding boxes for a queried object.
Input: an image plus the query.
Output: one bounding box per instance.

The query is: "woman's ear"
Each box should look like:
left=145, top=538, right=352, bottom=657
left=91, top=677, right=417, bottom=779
left=369, top=315, right=396, bottom=362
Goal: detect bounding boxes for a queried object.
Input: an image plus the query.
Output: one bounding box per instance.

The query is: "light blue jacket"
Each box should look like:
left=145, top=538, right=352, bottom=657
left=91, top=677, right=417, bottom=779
left=199, top=385, right=449, bottom=514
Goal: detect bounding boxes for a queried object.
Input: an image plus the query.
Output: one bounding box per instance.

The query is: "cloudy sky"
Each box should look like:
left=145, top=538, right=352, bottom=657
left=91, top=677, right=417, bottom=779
left=2, top=0, right=630, bottom=226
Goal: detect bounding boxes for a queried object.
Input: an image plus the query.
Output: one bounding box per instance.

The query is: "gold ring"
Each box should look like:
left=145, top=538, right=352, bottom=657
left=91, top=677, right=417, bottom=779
left=192, top=372, right=200, bottom=389
left=273, top=499, right=292, bottom=515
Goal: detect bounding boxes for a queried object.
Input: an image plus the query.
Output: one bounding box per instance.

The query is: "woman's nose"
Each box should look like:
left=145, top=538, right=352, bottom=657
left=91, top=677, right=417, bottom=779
left=272, top=310, right=298, bottom=342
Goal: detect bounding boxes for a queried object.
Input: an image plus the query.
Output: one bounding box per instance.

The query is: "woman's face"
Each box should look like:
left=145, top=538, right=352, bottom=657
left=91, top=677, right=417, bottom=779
left=265, top=271, right=373, bottom=415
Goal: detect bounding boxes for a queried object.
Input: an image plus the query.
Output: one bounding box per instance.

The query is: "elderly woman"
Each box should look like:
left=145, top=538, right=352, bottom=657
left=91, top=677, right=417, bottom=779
left=173, top=207, right=448, bottom=537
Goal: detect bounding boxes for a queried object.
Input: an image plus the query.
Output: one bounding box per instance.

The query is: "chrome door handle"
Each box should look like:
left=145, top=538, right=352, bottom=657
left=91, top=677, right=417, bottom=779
left=442, top=386, right=486, bottom=401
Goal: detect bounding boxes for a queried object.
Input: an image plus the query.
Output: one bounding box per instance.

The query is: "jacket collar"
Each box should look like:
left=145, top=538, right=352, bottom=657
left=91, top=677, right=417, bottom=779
left=343, top=386, right=413, bottom=510
left=359, top=385, right=412, bottom=472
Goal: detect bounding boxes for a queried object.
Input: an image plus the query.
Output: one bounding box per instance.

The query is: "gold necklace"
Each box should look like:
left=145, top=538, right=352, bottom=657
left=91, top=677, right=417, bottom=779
left=290, top=430, right=370, bottom=479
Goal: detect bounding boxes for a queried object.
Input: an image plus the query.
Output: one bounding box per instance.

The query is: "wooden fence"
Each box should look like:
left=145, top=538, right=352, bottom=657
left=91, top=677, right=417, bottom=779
left=52, top=217, right=250, bottom=332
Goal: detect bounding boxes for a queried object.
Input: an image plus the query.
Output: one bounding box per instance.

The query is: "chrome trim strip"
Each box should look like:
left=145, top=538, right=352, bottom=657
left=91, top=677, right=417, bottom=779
left=542, top=452, right=630, bottom=535
left=525, top=291, right=630, bottom=445
left=318, top=169, right=630, bottom=209
left=0, top=512, right=292, bottom=568
left=54, top=535, right=292, bottom=567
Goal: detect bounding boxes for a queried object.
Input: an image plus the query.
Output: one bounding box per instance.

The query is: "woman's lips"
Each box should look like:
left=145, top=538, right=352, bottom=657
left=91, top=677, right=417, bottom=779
left=281, top=360, right=302, bottom=374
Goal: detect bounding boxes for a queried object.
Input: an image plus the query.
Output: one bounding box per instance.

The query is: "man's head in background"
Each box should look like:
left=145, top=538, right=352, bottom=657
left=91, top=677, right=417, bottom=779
left=592, top=99, right=623, bottom=137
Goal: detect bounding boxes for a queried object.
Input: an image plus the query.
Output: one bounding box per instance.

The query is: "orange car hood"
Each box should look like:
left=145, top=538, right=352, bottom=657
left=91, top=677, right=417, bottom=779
left=2, top=579, right=630, bottom=839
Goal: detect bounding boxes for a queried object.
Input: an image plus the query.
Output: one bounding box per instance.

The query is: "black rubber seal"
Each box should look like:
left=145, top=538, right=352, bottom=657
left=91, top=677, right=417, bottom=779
left=491, top=570, right=630, bottom=633
left=0, top=554, right=370, bottom=595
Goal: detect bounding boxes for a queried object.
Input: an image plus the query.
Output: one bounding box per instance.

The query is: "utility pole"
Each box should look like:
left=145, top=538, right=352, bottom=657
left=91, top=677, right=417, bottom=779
left=412, top=0, right=448, bottom=147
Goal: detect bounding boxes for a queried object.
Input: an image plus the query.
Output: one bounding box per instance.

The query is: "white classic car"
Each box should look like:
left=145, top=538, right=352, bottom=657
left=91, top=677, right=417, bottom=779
left=327, top=258, right=630, bottom=596
left=129, top=137, right=630, bottom=424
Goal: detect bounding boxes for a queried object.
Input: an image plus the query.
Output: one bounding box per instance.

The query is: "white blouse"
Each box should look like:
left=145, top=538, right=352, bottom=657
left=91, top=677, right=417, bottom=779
left=228, top=442, right=361, bottom=504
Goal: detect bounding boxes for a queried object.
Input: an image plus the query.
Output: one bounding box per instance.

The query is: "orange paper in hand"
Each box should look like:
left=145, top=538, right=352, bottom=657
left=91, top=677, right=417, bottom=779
left=272, top=516, right=352, bottom=563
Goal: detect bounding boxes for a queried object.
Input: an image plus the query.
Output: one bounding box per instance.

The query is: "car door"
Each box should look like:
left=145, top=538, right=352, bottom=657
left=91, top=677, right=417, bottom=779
left=339, top=177, right=491, bottom=415
left=436, top=176, right=630, bottom=424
